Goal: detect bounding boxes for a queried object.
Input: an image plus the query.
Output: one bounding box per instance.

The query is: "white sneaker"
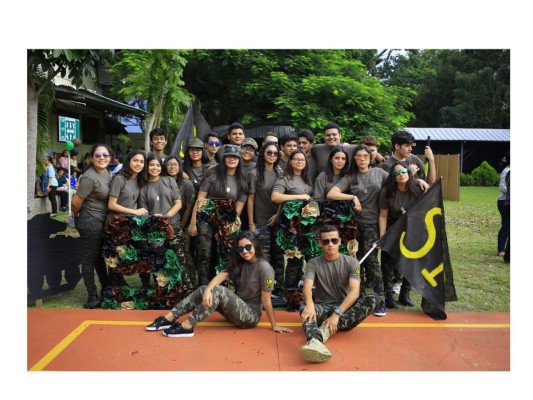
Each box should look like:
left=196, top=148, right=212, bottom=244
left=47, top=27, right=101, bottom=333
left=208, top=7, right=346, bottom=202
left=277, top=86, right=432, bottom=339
left=392, top=282, right=402, bottom=294
left=301, top=338, right=332, bottom=363
left=319, top=324, right=331, bottom=343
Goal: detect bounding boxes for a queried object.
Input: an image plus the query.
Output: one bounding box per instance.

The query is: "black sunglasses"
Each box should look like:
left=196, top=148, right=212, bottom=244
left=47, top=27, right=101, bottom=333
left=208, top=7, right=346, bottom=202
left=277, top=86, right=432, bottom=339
left=237, top=244, right=253, bottom=253
left=321, top=238, right=340, bottom=245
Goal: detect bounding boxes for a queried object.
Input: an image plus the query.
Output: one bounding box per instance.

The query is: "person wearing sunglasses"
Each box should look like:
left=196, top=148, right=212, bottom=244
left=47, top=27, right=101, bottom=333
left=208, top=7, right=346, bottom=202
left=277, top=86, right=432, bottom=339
left=146, top=230, right=294, bottom=337
left=326, top=143, right=389, bottom=317
left=204, top=132, right=222, bottom=167
left=299, top=225, right=379, bottom=363
left=247, top=141, right=285, bottom=295
left=188, top=144, right=248, bottom=286
left=71, top=143, right=113, bottom=309
left=378, top=161, right=432, bottom=309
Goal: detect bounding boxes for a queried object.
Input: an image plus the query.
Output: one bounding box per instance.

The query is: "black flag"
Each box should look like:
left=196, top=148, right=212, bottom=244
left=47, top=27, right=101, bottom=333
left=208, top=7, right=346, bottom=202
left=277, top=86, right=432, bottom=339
left=170, top=100, right=211, bottom=157
left=376, top=178, right=457, bottom=320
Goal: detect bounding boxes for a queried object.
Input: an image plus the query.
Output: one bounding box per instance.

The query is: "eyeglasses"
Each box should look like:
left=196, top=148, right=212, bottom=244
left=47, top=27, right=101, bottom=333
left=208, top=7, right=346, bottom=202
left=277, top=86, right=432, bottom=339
left=394, top=168, right=409, bottom=176
left=225, top=155, right=240, bottom=160
left=291, top=158, right=306, bottom=163
left=94, top=152, right=110, bottom=158
left=321, top=238, right=340, bottom=245
left=166, top=163, right=179, bottom=168
left=265, top=151, right=279, bottom=157
left=355, top=154, right=370, bottom=159
left=207, top=141, right=222, bottom=147
left=241, top=147, right=255, bottom=153
left=237, top=244, right=253, bottom=253
left=189, top=148, right=202, bottom=152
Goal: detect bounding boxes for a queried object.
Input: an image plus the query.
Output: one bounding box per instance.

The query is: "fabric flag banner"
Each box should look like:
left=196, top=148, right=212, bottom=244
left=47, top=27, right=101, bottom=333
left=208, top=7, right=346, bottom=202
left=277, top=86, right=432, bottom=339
left=376, top=178, right=457, bottom=320
left=170, top=100, right=211, bottom=157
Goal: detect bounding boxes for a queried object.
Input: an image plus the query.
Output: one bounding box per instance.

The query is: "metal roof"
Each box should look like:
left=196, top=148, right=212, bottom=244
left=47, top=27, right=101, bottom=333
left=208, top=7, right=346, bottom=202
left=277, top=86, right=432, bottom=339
left=54, top=84, right=147, bottom=117
left=405, top=127, right=510, bottom=142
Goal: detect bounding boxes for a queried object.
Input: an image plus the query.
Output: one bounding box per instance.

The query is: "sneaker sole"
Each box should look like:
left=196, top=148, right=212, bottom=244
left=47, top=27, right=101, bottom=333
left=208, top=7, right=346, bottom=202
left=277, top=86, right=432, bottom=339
left=145, top=324, right=172, bottom=331
left=374, top=312, right=387, bottom=317
left=162, top=331, right=194, bottom=338
left=301, top=347, right=332, bottom=363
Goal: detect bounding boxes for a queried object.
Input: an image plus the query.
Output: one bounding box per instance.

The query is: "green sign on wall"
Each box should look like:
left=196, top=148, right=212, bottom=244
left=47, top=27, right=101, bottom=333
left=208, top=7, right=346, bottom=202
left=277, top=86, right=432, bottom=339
left=58, top=116, right=80, bottom=142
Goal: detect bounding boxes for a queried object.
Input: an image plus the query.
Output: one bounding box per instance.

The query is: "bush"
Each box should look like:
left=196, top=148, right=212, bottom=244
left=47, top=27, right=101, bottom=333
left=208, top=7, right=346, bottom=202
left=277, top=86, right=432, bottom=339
left=470, top=161, right=499, bottom=186
left=460, top=173, right=475, bottom=186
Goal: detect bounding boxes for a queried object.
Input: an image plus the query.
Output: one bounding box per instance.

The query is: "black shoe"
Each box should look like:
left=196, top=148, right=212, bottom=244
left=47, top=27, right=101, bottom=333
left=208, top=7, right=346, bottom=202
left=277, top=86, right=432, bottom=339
left=162, top=322, right=194, bottom=337
left=373, top=300, right=387, bottom=317
left=146, top=316, right=174, bottom=331
left=398, top=288, right=414, bottom=307
left=385, top=291, right=398, bottom=309
left=83, top=295, right=101, bottom=309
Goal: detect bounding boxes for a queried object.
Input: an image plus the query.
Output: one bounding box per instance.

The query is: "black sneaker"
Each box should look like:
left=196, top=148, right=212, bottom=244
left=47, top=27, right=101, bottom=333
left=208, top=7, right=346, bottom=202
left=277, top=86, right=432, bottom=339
left=83, top=295, right=101, bottom=309
left=373, top=300, right=387, bottom=317
left=162, top=322, right=194, bottom=338
left=146, top=316, right=174, bottom=331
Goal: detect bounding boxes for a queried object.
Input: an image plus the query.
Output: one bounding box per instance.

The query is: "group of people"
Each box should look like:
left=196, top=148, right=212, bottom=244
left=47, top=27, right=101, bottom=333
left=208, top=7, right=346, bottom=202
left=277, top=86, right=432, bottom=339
left=67, top=123, right=437, bottom=363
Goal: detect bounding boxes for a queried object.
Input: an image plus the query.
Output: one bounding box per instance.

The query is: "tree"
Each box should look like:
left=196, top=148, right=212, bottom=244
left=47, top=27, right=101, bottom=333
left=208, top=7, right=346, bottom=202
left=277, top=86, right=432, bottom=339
left=27, top=50, right=110, bottom=219
left=107, top=50, right=191, bottom=151
left=183, top=49, right=415, bottom=143
left=378, top=49, right=510, bottom=128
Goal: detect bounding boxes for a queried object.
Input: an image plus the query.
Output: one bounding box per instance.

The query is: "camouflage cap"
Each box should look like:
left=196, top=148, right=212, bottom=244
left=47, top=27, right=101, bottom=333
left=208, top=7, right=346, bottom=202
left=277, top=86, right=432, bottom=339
left=223, top=144, right=241, bottom=158
left=241, top=137, right=258, bottom=149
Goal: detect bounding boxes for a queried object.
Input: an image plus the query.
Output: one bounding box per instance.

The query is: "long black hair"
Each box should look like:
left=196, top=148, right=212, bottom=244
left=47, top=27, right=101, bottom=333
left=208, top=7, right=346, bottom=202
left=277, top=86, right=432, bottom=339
left=203, top=152, right=247, bottom=198
left=164, top=155, right=185, bottom=186
left=143, top=153, right=162, bottom=181
left=118, top=148, right=146, bottom=186
left=383, top=161, right=419, bottom=200
left=283, top=149, right=312, bottom=186
left=347, top=143, right=371, bottom=186
left=255, top=141, right=280, bottom=188
left=325, top=146, right=349, bottom=183
left=228, top=230, right=265, bottom=285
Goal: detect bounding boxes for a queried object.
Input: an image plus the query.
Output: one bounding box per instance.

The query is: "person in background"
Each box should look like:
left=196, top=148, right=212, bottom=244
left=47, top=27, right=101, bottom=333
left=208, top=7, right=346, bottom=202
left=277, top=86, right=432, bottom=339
left=278, top=133, right=299, bottom=171
left=204, top=132, right=222, bottom=167
left=70, top=167, right=79, bottom=190
left=145, top=231, right=293, bottom=337
left=380, top=130, right=435, bottom=183
left=327, top=144, right=388, bottom=317
left=188, top=144, right=248, bottom=286
left=360, top=135, right=386, bottom=167
left=240, top=137, right=258, bottom=176
left=165, top=155, right=198, bottom=289
left=183, top=137, right=210, bottom=196
left=264, top=131, right=279, bottom=146
left=58, top=150, right=69, bottom=170
left=311, top=123, right=356, bottom=175
left=217, top=122, right=246, bottom=159
left=297, top=129, right=317, bottom=180
left=43, top=156, right=59, bottom=216
left=299, top=225, right=379, bottom=363
left=313, top=146, right=349, bottom=200
left=497, top=153, right=510, bottom=258
left=107, top=149, right=149, bottom=287
left=56, top=167, right=70, bottom=212
left=149, top=127, right=168, bottom=162
left=71, top=143, right=112, bottom=308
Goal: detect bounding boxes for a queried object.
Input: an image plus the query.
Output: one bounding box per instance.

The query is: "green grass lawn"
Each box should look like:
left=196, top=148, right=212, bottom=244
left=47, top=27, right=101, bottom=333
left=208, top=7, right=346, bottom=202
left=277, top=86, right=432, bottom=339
left=29, top=187, right=510, bottom=312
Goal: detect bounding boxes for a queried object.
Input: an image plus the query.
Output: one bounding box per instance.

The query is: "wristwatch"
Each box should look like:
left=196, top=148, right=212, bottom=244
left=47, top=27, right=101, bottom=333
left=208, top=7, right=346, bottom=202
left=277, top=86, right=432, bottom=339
left=334, top=307, right=344, bottom=317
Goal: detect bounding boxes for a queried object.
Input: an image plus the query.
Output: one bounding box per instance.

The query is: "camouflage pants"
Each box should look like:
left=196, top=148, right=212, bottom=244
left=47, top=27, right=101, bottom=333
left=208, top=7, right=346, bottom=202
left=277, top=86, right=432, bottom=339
left=170, top=284, right=261, bottom=328
left=193, top=220, right=216, bottom=286
left=168, top=226, right=193, bottom=290
left=356, top=223, right=384, bottom=295
left=256, top=224, right=285, bottom=287
left=181, top=228, right=197, bottom=288
left=299, top=293, right=380, bottom=342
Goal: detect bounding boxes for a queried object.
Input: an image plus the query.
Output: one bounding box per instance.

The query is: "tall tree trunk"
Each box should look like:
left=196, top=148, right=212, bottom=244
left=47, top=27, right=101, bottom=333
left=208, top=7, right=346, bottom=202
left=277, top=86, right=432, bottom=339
left=144, top=88, right=166, bottom=152
left=27, top=82, right=39, bottom=220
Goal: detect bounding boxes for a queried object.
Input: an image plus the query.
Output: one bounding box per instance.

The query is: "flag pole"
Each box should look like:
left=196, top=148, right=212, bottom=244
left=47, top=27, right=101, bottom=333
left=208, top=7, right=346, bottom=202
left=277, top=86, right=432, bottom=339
left=357, top=243, right=377, bottom=265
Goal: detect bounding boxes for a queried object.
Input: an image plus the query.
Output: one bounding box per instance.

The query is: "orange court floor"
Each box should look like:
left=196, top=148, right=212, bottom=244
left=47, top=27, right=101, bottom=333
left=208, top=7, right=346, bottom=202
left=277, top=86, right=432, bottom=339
left=27, top=308, right=510, bottom=372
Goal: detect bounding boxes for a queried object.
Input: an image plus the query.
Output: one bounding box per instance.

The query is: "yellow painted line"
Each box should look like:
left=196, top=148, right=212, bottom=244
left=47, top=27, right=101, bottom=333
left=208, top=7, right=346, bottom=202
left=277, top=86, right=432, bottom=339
left=29, top=319, right=510, bottom=371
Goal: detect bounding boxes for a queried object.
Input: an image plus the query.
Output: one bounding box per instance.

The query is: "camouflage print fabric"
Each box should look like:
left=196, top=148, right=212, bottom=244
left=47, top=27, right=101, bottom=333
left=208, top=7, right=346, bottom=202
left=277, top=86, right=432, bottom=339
left=299, top=293, right=380, bottom=342
left=356, top=223, right=384, bottom=295
left=256, top=224, right=285, bottom=289
left=182, top=229, right=197, bottom=288
left=381, top=250, right=411, bottom=292
left=168, top=227, right=194, bottom=290
left=193, top=220, right=215, bottom=286
left=170, top=285, right=261, bottom=328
